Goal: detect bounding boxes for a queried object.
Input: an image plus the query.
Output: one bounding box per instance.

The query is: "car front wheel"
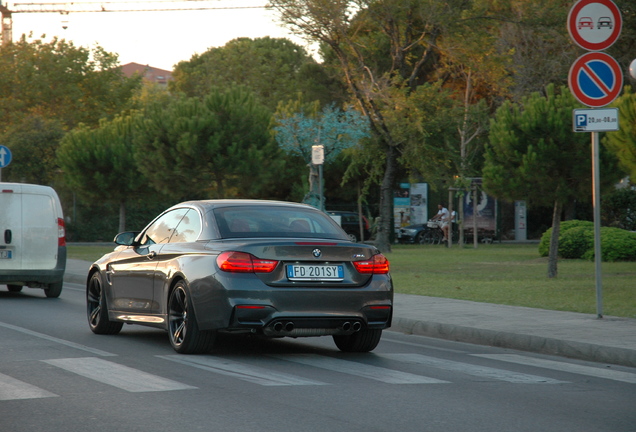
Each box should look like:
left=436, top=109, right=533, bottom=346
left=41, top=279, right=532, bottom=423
left=168, top=281, right=216, bottom=354
left=87, top=272, right=123, bottom=335
left=333, top=329, right=382, bottom=352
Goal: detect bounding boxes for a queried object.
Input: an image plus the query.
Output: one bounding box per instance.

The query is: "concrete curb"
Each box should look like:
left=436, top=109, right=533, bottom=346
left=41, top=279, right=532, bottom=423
left=391, top=317, right=636, bottom=368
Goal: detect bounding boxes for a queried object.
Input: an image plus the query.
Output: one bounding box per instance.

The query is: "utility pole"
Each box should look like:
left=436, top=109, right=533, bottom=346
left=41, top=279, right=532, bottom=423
left=1, top=3, right=12, bottom=45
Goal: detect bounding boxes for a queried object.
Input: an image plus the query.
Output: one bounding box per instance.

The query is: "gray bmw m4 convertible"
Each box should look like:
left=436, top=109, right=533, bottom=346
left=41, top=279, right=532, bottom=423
left=86, top=200, right=393, bottom=354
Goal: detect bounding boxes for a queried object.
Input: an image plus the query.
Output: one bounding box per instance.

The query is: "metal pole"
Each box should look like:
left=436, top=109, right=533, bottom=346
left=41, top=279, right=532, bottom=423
left=473, top=186, right=478, bottom=249
left=592, top=132, right=603, bottom=318
left=319, top=164, right=324, bottom=211
left=447, top=189, right=453, bottom=248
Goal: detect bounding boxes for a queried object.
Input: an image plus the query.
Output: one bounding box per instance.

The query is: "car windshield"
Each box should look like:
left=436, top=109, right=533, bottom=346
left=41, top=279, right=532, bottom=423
left=213, top=205, right=349, bottom=240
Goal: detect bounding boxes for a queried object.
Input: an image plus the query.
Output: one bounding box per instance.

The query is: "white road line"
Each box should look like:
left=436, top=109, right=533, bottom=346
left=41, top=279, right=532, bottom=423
left=0, top=321, right=115, bottom=357
left=158, top=355, right=328, bottom=386
left=0, top=372, right=58, bottom=400
left=43, top=357, right=197, bottom=392
left=380, top=353, right=567, bottom=384
left=271, top=354, right=449, bottom=384
left=474, top=354, right=636, bottom=384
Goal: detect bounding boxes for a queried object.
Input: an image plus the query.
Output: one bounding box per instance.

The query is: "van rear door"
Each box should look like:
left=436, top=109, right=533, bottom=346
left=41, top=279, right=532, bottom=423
left=0, top=185, right=60, bottom=271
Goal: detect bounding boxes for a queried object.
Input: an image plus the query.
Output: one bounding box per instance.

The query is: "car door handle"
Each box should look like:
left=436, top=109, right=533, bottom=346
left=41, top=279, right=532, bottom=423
left=147, top=251, right=157, bottom=260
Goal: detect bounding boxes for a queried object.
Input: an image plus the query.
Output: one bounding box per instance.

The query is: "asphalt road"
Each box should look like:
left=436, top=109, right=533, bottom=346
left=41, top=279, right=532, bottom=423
left=1, top=281, right=635, bottom=432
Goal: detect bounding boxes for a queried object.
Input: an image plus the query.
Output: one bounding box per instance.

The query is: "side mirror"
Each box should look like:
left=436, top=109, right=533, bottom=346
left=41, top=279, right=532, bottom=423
left=113, top=232, right=139, bottom=246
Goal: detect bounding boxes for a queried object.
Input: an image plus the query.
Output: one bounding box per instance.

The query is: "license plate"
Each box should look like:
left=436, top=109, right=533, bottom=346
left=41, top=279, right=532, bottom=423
left=0, top=250, right=12, bottom=259
left=287, top=264, right=344, bottom=281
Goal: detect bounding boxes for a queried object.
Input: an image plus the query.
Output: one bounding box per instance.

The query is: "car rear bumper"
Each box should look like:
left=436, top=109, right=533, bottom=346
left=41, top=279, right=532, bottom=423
left=0, top=247, right=66, bottom=287
left=190, top=274, right=393, bottom=335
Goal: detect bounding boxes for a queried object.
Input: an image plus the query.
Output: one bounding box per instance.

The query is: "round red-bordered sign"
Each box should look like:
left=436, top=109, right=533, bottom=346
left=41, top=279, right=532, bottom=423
left=568, top=52, right=622, bottom=107
left=568, top=0, right=622, bottom=51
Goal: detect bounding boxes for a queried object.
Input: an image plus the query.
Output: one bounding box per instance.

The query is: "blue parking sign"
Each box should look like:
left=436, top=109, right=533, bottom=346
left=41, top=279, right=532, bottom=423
left=575, top=114, right=588, bottom=128
left=0, top=145, right=12, bottom=168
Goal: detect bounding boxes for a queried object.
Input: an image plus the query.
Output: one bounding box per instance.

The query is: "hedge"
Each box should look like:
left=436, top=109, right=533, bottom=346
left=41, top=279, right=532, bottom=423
left=539, top=220, right=636, bottom=262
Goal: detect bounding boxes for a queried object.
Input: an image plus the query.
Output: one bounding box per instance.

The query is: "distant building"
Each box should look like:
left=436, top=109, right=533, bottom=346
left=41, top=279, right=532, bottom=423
left=121, top=62, right=173, bottom=87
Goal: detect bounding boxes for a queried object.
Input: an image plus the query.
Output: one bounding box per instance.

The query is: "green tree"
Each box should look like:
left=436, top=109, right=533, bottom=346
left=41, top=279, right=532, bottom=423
left=270, top=0, right=512, bottom=251
left=0, top=115, right=64, bottom=184
left=134, top=86, right=283, bottom=200
left=170, top=37, right=342, bottom=111
left=57, top=114, right=145, bottom=232
left=483, top=84, right=622, bottom=277
left=605, top=87, right=636, bottom=179
left=0, top=36, right=141, bottom=131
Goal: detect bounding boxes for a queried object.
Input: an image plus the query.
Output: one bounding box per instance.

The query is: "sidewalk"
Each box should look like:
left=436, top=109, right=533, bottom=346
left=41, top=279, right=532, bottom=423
left=64, top=259, right=636, bottom=368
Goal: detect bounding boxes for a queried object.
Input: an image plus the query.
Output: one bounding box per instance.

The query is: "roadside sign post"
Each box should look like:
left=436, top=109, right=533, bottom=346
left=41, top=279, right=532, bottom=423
left=567, top=0, right=623, bottom=319
left=312, top=145, right=325, bottom=211
left=0, top=145, right=12, bottom=182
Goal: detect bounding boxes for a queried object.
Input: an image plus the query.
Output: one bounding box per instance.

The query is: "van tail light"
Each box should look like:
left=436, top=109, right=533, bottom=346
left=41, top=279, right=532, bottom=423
left=217, top=251, right=278, bottom=273
left=353, top=253, right=390, bottom=274
left=57, top=218, right=66, bottom=247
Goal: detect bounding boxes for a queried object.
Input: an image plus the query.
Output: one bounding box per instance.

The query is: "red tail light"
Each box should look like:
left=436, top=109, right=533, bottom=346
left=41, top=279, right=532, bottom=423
left=353, top=253, right=390, bottom=274
left=217, top=251, right=278, bottom=273
left=57, top=218, right=66, bottom=247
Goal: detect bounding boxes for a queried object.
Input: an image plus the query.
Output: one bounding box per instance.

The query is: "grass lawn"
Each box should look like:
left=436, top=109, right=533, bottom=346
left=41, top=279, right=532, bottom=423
left=67, top=243, right=636, bottom=319
left=388, top=243, right=636, bottom=319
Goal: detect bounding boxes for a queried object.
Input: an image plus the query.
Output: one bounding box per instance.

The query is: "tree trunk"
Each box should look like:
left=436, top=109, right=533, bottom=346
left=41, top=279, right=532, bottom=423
left=547, top=200, right=562, bottom=278
left=118, top=200, right=126, bottom=233
left=374, top=145, right=398, bottom=253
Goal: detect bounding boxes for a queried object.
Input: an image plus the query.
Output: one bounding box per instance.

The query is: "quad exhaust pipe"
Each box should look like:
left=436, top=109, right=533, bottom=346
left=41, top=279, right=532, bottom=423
left=273, top=321, right=295, bottom=332
left=271, top=320, right=361, bottom=333
left=342, top=321, right=363, bottom=332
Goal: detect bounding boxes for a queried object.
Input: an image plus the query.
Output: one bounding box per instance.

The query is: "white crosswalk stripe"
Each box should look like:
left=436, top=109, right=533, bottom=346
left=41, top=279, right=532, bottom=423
left=0, top=372, right=58, bottom=401
left=270, top=353, right=449, bottom=384
left=1, top=350, right=621, bottom=401
left=474, top=354, right=636, bottom=384
left=379, top=353, right=567, bottom=384
left=43, top=357, right=197, bottom=392
left=0, top=321, right=115, bottom=357
left=159, top=354, right=329, bottom=386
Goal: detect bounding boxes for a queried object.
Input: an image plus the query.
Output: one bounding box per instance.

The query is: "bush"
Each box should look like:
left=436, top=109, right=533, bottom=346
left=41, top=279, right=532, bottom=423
left=559, top=226, right=593, bottom=258
left=539, top=220, right=636, bottom=262
left=538, top=220, right=593, bottom=257
left=581, top=227, right=636, bottom=262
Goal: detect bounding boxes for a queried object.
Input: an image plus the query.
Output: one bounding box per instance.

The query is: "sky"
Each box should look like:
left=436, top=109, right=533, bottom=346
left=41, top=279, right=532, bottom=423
left=8, top=0, right=309, bottom=71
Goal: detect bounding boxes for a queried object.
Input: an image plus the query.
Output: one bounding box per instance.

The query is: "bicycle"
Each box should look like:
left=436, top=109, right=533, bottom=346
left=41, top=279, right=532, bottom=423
left=422, top=220, right=458, bottom=245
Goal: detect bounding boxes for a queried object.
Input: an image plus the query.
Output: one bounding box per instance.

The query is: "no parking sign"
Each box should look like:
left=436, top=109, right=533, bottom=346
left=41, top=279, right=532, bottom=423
left=568, top=51, right=622, bottom=108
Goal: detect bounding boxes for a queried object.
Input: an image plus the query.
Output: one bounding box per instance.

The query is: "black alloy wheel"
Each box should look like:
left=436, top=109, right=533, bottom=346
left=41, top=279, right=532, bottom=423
left=333, top=329, right=382, bottom=352
left=86, top=272, right=123, bottom=335
left=168, top=280, right=216, bottom=354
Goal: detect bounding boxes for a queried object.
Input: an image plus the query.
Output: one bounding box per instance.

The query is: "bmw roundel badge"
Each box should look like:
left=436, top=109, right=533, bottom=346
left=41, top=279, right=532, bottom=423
left=312, top=248, right=322, bottom=258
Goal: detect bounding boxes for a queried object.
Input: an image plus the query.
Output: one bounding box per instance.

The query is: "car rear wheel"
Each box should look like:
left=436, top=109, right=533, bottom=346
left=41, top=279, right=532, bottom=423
left=45, top=281, right=63, bottom=298
left=346, top=232, right=359, bottom=242
left=87, top=273, right=123, bottom=335
left=168, top=281, right=216, bottom=354
left=333, top=329, right=382, bottom=352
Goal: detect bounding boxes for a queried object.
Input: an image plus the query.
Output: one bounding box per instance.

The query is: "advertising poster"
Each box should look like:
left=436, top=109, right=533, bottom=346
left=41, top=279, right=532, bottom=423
left=409, top=183, right=428, bottom=225
left=463, top=178, right=496, bottom=233
left=394, top=183, right=428, bottom=234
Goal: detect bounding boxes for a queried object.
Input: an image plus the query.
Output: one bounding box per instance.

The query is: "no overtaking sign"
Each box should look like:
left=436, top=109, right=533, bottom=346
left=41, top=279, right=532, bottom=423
left=567, top=0, right=622, bottom=51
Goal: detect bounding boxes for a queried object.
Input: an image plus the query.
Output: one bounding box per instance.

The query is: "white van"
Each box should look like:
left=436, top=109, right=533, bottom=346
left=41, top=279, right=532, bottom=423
left=0, top=183, right=66, bottom=297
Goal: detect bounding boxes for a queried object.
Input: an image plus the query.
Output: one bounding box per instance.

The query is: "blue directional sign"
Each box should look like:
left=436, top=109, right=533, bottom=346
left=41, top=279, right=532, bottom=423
left=0, top=145, right=12, bottom=168
left=568, top=52, right=622, bottom=107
